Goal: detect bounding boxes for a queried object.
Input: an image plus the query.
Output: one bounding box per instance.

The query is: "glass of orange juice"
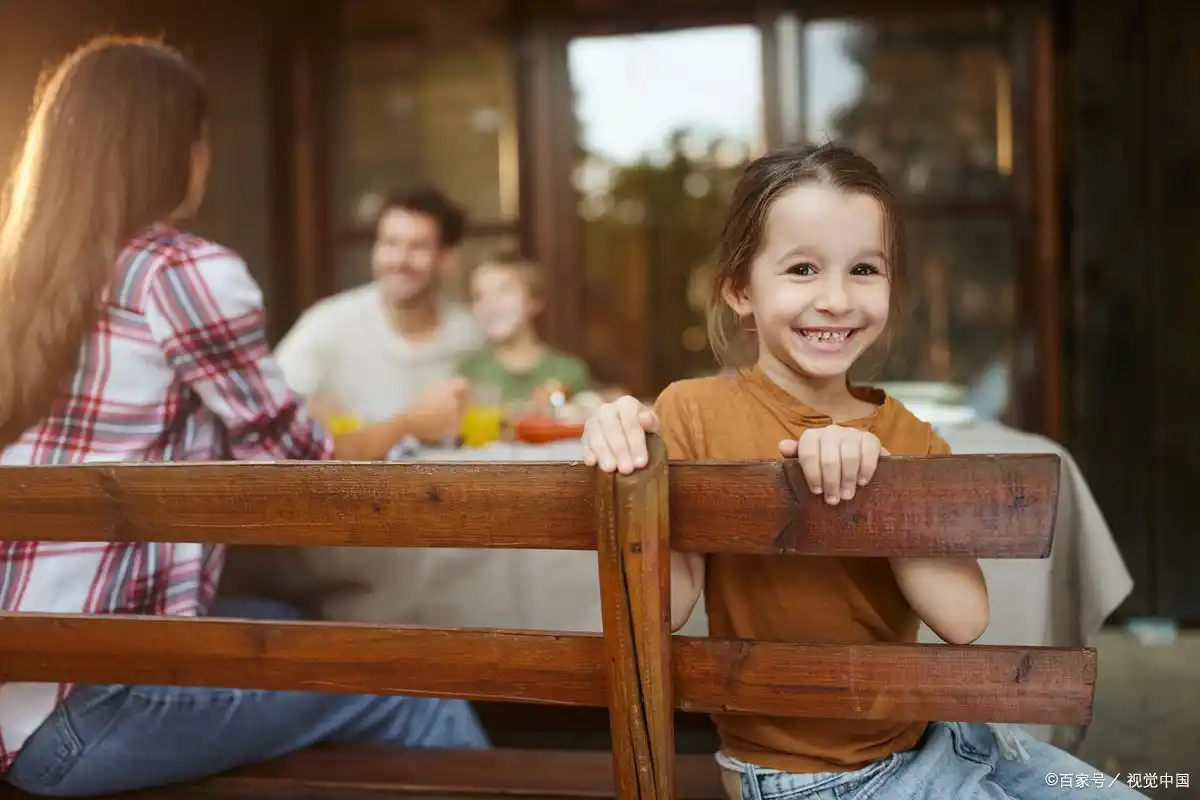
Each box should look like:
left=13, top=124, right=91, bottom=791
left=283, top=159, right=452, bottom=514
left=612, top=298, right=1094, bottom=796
left=324, top=413, right=364, bottom=435
left=460, top=384, right=505, bottom=448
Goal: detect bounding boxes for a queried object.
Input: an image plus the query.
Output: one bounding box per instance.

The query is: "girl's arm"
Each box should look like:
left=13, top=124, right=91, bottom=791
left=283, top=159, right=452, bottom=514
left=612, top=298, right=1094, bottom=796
left=784, top=427, right=990, bottom=644
left=889, top=557, right=988, bottom=644
left=670, top=551, right=705, bottom=632
left=583, top=388, right=707, bottom=632
left=890, top=433, right=989, bottom=645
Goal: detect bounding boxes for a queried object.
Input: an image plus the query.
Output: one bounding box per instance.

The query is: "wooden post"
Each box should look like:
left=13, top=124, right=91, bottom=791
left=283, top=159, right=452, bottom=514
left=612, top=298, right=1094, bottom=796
left=595, top=435, right=675, bottom=800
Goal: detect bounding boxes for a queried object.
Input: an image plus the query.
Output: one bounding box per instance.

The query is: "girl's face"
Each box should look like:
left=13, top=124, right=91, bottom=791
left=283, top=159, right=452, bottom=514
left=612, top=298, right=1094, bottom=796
left=470, top=264, right=539, bottom=344
left=726, top=182, right=891, bottom=389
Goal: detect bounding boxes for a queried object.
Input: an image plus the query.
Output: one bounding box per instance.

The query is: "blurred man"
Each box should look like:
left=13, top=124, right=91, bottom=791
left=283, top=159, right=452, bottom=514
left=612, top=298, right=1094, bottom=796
left=276, top=187, right=484, bottom=444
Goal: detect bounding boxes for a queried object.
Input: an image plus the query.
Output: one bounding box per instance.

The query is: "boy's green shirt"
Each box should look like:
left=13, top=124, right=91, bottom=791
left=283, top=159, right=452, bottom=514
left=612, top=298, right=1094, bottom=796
left=457, top=347, right=592, bottom=403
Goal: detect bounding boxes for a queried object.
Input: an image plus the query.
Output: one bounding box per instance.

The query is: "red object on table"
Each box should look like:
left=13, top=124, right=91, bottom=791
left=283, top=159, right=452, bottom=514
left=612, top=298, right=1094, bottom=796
left=513, top=415, right=585, bottom=444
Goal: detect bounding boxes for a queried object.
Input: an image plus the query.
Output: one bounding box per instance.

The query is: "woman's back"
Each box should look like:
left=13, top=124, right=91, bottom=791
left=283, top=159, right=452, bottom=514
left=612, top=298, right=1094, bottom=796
left=0, top=37, right=491, bottom=794
left=6, top=226, right=239, bottom=466
left=4, top=225, right=329, bottom=470
left=0, top=224, right=331, bottom=765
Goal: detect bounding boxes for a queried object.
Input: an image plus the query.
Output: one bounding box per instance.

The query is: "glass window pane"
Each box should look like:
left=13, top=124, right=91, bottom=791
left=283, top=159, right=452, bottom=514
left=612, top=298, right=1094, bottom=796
left=333, top=240, right=374, bottom=294
left=872, top=215, right=1015, bottom=399
left=569, top=26, right=764, bottom=395
left=336, top=11, right=519, bottom=231
left=804, top=13, right=1012, bottom=199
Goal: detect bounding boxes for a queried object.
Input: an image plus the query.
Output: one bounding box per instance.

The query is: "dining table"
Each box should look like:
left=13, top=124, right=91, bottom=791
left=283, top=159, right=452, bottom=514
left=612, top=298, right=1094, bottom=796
left=218, top=419, right=1134, bottom=752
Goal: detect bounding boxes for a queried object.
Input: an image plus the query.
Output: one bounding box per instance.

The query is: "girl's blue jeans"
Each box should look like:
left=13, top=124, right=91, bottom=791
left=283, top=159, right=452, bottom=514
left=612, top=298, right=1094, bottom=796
left=733, top=721, right=1146, bottom=799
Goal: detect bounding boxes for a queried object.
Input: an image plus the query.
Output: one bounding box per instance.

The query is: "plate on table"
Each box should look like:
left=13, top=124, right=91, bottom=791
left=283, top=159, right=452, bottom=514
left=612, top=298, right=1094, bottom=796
left=873, top=381, right=968, bottom=406
left=513, top=416, right=585, bottom=444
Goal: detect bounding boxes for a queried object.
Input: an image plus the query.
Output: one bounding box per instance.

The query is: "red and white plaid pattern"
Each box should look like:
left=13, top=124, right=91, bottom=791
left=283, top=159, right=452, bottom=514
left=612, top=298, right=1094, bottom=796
left=0, top=225, right=332, bottom=770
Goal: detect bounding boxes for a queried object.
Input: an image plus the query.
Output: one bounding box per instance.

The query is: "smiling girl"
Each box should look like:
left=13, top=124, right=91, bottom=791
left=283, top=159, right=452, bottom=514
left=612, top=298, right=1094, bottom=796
left=581, top=144, right=1140, bottom=799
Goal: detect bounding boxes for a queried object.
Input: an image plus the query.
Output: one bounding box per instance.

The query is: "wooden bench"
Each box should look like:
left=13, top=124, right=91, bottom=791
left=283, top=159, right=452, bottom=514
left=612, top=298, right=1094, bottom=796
left=0, top=438, right=1094, bottom=799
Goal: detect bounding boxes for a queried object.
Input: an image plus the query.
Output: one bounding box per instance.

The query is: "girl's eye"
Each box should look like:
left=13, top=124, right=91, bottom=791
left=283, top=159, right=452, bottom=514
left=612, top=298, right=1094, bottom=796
left=787, top=263, right=817, bottom=277
left=850, top=262, right=882, bottom=276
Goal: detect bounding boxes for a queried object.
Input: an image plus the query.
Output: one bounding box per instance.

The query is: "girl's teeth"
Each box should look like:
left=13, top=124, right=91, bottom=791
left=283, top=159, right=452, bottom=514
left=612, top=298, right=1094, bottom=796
left=803, top=330, right=848, bottom=341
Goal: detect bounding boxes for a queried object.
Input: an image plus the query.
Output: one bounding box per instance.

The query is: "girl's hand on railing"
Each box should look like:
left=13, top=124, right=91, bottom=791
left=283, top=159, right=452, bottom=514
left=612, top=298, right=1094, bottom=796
left=779, top=426, right=887, bottom=505
left=581, top=395, right=659, bottom=475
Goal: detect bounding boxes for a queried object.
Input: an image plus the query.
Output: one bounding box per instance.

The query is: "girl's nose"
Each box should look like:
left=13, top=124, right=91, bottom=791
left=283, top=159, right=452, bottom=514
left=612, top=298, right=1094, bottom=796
left=813, top=278, right=851, bottom=314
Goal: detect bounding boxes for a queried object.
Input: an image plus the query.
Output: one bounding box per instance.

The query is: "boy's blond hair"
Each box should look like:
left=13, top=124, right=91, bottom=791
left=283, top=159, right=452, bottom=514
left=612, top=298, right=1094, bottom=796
left=473, top=252, right=546, bottom=301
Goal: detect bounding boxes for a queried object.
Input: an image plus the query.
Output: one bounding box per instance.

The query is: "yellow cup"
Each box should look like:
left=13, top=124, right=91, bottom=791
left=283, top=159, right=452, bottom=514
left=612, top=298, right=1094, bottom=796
left=460, top=404, right=504, bottom=448
left=324, top=414, right=364, bottom=435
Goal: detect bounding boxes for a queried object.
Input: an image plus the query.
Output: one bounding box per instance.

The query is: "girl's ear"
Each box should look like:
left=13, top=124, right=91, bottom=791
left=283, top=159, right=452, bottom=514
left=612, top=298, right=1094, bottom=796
left=721, top=281, right=753, bottom=318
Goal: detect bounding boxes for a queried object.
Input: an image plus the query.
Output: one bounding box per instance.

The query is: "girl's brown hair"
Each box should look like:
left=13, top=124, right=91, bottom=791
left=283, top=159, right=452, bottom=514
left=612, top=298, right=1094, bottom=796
left=0, top=36, right=208, bottom=446
left=707, top=143, right=906, bottom=368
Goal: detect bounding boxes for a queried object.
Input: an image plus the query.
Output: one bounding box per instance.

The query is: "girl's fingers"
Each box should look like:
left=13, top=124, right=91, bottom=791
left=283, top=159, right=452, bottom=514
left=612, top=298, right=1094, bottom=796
left=584, top=419, right=619, bottom=472
left=859, top=439, right=881, bottom=487
left=785, top=428, right=885, bottom=503
left=619, top=409, right=648, bottom=472
left=795, top=434, right=823, bottom=494
left=597, top=410, right=636, bottom=474
left=839, top=435, right=861, bottom=501
left=584, top=397, right=659, bottom=475
left=818, top=436, right=843, bottom=503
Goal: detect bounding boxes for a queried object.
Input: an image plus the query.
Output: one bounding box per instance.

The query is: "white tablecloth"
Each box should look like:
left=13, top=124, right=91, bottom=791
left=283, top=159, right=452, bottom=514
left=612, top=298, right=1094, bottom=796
left=219, top=424, right=1133, bottom=750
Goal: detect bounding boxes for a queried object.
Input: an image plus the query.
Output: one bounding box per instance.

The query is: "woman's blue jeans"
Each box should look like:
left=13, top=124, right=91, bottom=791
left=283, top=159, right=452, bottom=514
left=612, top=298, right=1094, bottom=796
left=3, top=598, right=490, bottom=797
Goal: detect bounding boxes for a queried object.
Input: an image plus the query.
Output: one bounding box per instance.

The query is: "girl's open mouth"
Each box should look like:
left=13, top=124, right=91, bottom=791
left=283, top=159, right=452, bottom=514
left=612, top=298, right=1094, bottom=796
left=794, top=327, right=858, bottom=352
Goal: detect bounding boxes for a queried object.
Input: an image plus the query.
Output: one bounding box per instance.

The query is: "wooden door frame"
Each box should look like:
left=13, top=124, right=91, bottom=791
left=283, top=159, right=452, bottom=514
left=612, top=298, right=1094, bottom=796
left=1010, top=0, right=1063, bottom=441
left=515, top=1, right=587, bottom=358
left=270, top=1, right=337, bottom=343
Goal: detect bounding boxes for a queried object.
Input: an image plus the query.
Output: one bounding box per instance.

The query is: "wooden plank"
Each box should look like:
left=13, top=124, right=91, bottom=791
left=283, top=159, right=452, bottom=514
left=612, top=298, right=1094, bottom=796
left=673, top=638, right=1094, bottom=727
left=0, top=453, right=1060, bottom=557
left=0, top=460, right=594, bottom=550
left=0, top=615, right=607, bottom=707
left=0, top=615, right=1094, bottom=725
left=208, top=747, right=724, bottom=799
left=596, top=436, right=674, bottom=800
left=0, top=747, right=724, bottom=799
left=671, top=453, right=1060, bottom=558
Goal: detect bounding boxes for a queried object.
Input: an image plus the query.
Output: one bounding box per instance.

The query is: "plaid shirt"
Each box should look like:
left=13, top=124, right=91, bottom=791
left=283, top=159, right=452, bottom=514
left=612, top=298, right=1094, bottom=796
left=0, top=225, right=333, bottom=770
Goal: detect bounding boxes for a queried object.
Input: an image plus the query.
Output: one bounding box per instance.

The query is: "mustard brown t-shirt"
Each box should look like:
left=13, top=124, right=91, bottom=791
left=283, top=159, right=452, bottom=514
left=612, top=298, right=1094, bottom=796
left=653, top=366, right=951, bottom=774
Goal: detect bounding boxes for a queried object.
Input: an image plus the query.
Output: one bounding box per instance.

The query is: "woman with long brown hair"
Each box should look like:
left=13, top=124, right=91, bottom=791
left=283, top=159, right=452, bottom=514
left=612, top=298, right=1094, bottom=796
left=0, top=36, right=487, bottom=797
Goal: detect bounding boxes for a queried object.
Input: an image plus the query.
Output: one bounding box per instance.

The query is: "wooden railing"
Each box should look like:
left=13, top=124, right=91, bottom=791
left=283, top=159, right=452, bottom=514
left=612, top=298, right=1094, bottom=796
left=0, top=438, right=1092, bottom=799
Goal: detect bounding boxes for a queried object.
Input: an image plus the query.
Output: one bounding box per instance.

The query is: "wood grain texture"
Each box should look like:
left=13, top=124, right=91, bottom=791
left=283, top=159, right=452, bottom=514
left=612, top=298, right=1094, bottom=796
left=0, top=614, right=607, bottom=706
left=0, top=460, right=595, bottom=550
left=671, top=454, right=1060, bottom=558
left=0, top=746, right=725, bottom=799
left=596, top=436, right=675, bottom=800
left=0, top=615, right=1094, bottom=725
left=672, top=638, right=1095, bottom=726
left=0, top=453, right=1060, bottom=557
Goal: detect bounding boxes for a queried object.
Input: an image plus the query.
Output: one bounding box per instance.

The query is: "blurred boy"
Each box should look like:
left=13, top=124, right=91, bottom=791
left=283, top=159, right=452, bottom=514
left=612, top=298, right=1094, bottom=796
left=458, top=254, right=591, bottom=403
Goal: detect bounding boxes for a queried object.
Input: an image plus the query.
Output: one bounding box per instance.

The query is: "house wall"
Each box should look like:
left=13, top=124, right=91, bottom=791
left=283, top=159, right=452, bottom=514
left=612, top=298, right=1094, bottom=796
left=1067, top=0, right=1200, bottom=619
left=0, top=0, right=281, bottom=321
